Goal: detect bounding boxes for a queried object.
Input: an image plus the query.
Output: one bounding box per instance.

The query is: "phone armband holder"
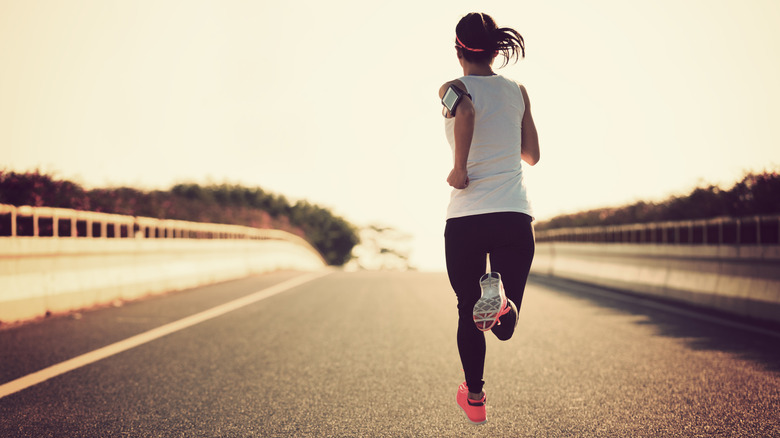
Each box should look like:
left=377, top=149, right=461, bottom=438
left=441, top=85, right=471, bottom=117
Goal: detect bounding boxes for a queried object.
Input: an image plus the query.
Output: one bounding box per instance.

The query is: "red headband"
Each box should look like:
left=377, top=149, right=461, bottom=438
left=456, top=35, right=485, bottom=52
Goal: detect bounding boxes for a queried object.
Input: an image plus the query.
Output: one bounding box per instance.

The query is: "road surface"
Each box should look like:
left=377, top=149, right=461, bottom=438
left=1, top=270, right=779, bottom=437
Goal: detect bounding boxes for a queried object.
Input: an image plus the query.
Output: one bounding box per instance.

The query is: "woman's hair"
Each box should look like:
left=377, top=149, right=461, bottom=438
left=455, top=12, right=525, bottom=68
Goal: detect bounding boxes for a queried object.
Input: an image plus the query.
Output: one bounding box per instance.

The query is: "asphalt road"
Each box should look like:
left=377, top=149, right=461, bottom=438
left=1, top=270, right=779, bottom=437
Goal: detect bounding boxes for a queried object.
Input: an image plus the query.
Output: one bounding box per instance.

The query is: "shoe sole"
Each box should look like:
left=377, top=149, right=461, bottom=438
left=473, top=272, right=506, bottom=332
left=457, top=403, right=487, bottom=425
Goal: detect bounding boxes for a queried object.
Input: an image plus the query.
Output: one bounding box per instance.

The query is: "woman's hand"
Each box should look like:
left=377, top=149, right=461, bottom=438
left=447, top=167, right=469, bottom=189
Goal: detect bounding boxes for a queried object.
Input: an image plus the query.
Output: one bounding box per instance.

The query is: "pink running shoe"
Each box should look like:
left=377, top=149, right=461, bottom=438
left=457, top=382, right=487, bottom=424
left=492, top=298, right=518, bottom=341
left=473, top=272, right=507, bottom=332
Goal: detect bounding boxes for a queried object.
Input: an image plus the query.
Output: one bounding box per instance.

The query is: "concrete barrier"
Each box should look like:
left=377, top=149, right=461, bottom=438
left=0, top=205, right=326, bottom=324
left=531, top=242, right=780, bottom=325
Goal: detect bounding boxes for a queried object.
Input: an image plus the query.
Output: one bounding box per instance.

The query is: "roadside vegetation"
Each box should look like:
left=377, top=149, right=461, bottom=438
left=0, top=171, right=358, bottom=266
left=536, top=169, right=780, bottom=231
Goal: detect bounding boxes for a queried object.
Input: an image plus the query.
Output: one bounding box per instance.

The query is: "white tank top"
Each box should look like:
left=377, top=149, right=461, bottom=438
left=444, top=74, right=533, bottom=220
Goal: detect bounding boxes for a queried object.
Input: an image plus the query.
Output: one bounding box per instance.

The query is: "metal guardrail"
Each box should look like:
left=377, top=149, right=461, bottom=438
left=535, top=214, right=780, bottom=246
left=0, top=204, right=305, bottom=244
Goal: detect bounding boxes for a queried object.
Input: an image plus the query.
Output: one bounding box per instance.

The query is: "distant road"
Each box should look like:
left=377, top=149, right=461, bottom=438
left=1, top=270, right=778, bottom=437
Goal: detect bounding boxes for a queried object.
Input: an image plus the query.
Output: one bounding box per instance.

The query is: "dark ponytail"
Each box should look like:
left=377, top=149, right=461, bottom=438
left=455, top=13, right=525, bottom=68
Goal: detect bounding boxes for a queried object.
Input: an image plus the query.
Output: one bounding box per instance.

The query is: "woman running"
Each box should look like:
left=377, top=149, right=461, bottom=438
left=439, top=12, right=540, bottom=425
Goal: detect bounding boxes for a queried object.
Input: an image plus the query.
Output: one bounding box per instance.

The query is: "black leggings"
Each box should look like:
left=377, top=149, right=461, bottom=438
left=445, top=212, right=535, bottom=395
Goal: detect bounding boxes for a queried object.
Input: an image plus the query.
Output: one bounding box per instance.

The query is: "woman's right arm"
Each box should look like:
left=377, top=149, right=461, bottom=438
left=519, top=85, right=540, bottom=166
left=439, top=80, right=475, bottom=189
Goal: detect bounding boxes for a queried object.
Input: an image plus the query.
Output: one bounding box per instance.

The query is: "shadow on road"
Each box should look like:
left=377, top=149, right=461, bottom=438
left=529, top=274, right=780, bottom=375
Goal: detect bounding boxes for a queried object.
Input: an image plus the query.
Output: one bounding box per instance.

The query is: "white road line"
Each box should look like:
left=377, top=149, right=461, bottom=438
left=0, top=270, right=332, bottom=400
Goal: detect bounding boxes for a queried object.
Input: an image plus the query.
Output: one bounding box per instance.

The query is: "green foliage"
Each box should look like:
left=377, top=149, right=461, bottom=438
left=0, top=170, right=90, bottom=209
left=536, top=170, right=780, bottom=231
left=0, top=170, right=358, bottom=265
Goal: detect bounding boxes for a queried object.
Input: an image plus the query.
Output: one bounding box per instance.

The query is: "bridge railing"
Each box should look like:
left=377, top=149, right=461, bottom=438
left=535, top=214, right=780, bottom=246
left=0, top=203, right=326, bottom=324
left=532, top=214, right=780, bottom=325
left=0, top=203, right=312, bottom=247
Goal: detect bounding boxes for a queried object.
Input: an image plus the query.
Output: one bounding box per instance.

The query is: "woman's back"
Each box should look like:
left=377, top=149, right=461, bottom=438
left=444, top=75, right=532, bottom=219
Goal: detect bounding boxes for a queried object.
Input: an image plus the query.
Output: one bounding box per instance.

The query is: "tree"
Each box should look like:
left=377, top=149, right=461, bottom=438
left=346, top=225, right=413, bottom=271
left=536, top=170, right=780, bottom=230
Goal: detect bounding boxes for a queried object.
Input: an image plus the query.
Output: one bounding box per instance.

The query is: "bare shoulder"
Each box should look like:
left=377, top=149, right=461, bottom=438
left=438, top=79, right=467, bottom=99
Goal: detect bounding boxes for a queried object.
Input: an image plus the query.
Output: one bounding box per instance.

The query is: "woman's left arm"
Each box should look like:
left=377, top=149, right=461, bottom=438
left=519, top=85, right=540, bottom=166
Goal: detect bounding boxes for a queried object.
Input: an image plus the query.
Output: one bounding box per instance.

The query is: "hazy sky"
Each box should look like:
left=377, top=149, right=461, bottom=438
left=2, top=0, right=779, bottom=270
